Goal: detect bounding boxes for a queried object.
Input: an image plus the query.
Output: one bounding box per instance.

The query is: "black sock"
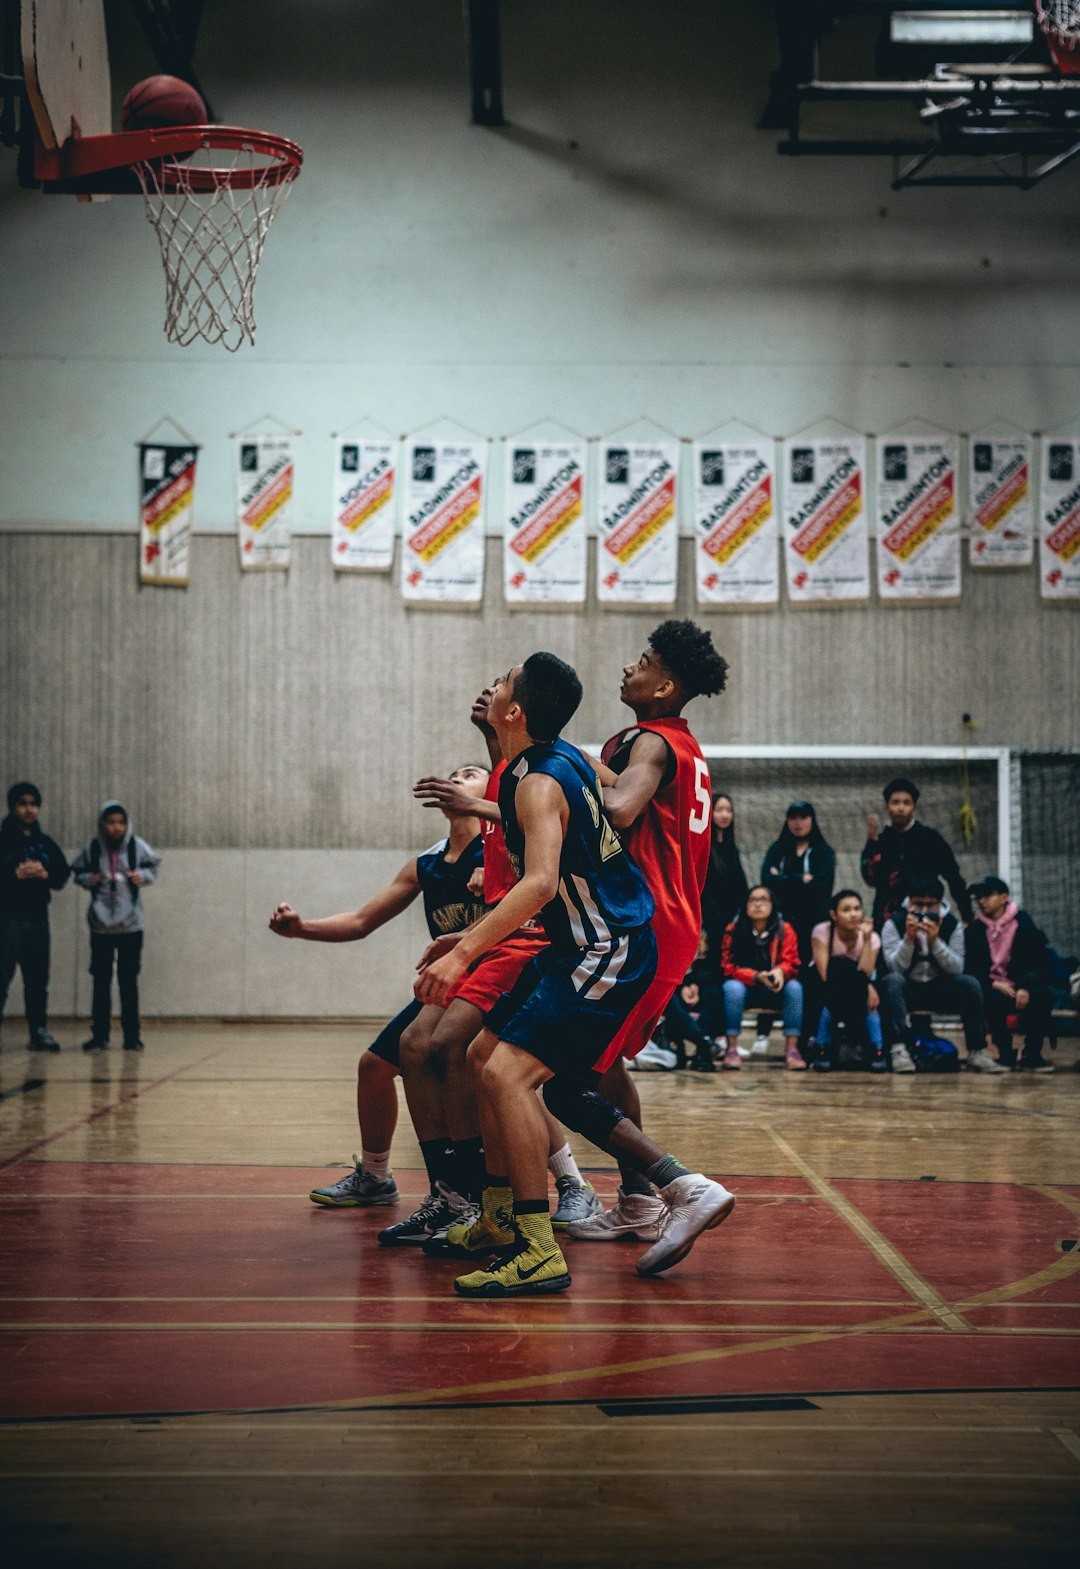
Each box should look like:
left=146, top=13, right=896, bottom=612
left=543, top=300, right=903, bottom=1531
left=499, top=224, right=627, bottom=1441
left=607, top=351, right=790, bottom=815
left=451, top=1136, right=486, bottom=1202
left=483, top=1170, right=509, bottom=1189
left=646, top=1154, right=690, bottom=1190
left=620, top=1165, right=655, bottom=1198
left=419, top=1138, right=456, bottom=1193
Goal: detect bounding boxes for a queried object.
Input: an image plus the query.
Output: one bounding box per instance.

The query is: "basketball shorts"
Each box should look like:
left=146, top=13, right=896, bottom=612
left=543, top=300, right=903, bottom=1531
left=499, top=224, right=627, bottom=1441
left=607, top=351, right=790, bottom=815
left=450, top=932, right=547, bottom=1014
left=485, top=925, right=657, bottom=1082
left=592, top=969, right=684, bottom=1076
left=365, top=997, right=422, bottom=1068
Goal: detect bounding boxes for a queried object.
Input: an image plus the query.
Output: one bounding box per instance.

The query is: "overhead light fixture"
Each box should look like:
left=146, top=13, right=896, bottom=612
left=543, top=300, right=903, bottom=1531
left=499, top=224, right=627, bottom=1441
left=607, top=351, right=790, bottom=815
left=891, top=10, right=1034, bottom=45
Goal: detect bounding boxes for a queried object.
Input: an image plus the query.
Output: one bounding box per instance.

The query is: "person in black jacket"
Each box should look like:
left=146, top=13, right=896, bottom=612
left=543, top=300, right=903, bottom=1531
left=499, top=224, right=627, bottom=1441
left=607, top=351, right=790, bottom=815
left=966, top=876, right=1054, bottom=1073
left=861, top=776, right=972, bottom=929
left=761, top=800, right=836, bottom=967
left=700, top=793, right=748, bottom=961
left=0, top=781, right=70, bottom=1051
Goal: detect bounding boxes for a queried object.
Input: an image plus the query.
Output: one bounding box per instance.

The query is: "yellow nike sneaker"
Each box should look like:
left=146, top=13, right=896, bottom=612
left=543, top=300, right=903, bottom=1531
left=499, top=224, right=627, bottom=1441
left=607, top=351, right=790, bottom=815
left=424, top=1183, right=514, bottom=1259
left=453, top=1211, right=571, bottom=1297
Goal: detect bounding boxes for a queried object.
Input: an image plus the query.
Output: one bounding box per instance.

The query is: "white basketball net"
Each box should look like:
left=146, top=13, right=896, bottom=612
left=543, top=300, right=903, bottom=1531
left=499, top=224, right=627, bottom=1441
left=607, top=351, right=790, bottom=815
left=1035, top=1, right=1080, bottom=42
left=133, top=144, right=297, bottom=351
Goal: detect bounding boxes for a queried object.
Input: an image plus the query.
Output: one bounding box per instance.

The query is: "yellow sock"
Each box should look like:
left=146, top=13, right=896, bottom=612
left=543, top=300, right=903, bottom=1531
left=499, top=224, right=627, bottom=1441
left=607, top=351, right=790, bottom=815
left=483, top=1185, right=515, bottom=1240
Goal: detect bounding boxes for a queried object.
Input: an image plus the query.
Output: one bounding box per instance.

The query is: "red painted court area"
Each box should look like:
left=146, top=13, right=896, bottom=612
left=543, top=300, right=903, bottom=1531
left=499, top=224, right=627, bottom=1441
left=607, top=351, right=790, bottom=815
left=2, top=1165, right=1078, bottom=1420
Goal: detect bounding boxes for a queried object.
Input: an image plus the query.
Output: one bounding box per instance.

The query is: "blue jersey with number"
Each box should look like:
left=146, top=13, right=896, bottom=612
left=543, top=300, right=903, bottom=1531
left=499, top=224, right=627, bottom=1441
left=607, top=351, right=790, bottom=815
left=415, top=835, right=485, bottom=938
left=498, top=739, right=654, bottom=960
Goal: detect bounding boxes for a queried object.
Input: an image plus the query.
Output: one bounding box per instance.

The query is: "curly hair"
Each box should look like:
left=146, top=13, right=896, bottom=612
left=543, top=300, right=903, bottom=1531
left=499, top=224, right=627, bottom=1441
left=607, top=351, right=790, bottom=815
left=648, top=619, right=729, bottom=700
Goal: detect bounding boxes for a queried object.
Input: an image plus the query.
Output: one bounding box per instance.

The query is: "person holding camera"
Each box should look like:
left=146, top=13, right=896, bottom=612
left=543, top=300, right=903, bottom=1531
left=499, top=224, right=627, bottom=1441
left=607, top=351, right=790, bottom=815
left=719, top=885, right=804, bottom=1071
left=879, top=873, right=998, bottom=1074
left=0, top=780, right=70, bottom=1051
left=72, top=801, right=161, bottom=1053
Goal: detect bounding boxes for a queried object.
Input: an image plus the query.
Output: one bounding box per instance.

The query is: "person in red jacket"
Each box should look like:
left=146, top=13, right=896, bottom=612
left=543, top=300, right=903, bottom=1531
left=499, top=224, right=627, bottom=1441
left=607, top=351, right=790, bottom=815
left=719, top=885, right=804, bottom=1070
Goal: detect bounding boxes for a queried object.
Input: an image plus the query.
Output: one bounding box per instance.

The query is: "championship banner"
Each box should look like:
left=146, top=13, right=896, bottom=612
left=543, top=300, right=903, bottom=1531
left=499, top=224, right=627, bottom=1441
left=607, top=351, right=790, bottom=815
left=876, top=429, right=960, bottom=601
left=782, top=433, right=869, bottom=603
left=401, top=438, right=487, bottom=605
left=693, top=434, right=778, bottom=607
left=331, top=437, right=397, bottom=572
left=597, top=438, right=679, bottom=607
left=235, top=435, right=293, bottom=570
left=1039, top=433, right=1080, bottom=601
left=503, top=435, right=587, bottom=606
left=968, top=430, right=1033, bottom=569
left=139, top=443, right=195, bottom=586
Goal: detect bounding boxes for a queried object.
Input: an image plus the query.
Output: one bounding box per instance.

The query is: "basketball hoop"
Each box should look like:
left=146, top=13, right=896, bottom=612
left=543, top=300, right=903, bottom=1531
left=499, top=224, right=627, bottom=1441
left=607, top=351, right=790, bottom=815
left=1034, top=1, right=1080, bottom=74
left=35, top=125, right=302, bottom=350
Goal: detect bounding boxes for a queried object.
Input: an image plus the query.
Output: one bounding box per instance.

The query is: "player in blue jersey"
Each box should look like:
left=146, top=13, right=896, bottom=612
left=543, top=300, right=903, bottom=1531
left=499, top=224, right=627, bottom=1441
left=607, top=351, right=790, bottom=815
left=416, top=654, right=735, bottom=1297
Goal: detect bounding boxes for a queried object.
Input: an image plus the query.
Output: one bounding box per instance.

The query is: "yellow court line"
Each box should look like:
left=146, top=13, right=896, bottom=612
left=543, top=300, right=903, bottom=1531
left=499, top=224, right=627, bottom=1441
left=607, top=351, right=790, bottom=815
left=0, top=1467, right=1075, bottom=1482
left=761, top=1123, right=970, bottom=1332
left=1051, top=1428, right=1080, bottom=1467
left=0, top=1422, right=1051, bottom=1437
left=0, top=1320, right=967, bottom=1335
left=0, top=1294, right=914, bottom=1308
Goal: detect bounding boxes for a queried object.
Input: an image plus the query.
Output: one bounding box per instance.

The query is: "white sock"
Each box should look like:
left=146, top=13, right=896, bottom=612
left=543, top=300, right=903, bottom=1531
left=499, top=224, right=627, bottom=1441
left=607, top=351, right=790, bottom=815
left=548, top=1143, right=582, bottom=1183
left=361, top=1149, right=391, bottom=1182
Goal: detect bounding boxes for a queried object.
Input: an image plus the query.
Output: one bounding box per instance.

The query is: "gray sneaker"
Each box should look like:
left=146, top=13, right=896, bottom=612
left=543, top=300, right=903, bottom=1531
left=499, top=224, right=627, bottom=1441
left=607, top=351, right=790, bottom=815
left=551, top=1175, right=602, bottom=1230
left=966, top=1048, right=1009, bottom=1075
left=890, top=1044, right=916, bottom=1074
left=309, top=1158, right=399, bottom=1209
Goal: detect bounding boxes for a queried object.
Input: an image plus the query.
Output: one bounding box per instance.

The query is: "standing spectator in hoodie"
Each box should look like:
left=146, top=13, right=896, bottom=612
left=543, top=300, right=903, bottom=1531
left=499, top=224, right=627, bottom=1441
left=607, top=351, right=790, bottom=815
left=862, top=777, right=971, bottom=929
left=0, top=781, right=70, bottom=1052
left=72, top=802, right=161, bottom=1053
left=966, top=876, right=1054, bottom=1074
left=879, top=873, right=998, bottom=1075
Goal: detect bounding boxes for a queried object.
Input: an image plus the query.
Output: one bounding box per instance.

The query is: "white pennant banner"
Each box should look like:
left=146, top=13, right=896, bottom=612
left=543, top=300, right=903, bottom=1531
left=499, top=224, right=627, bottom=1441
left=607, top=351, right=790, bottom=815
left=140, top=442, right=195, bottom=587
left=596, top=438, right=679, bottom=607
left=783, top=433, right=870, bottom=603
left=235, top=434, right=293, bottom=570
left=401, top=438, right=487, bottom=604
left=693, top=434, right=778, bottom=607
left=1040, top=433, right=1080, bottom=601
left=331, top=437, right=397, bottom=572
left=968, top=430, right=1033, bottom=569
left=876, top=429, right=960, bottom=601
left=503, top=435, right=587, bottom=606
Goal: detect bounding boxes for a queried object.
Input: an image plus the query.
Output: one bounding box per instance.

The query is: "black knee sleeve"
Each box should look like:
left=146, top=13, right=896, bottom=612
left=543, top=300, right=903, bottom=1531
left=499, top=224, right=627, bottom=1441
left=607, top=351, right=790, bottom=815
left=542, top=1077, right=625, bottom=1149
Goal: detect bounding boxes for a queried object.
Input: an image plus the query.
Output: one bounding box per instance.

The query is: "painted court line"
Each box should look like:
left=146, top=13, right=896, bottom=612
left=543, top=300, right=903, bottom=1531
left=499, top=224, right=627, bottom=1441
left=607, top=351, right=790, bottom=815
left=1052, top=1427, right=1080, bottom=1466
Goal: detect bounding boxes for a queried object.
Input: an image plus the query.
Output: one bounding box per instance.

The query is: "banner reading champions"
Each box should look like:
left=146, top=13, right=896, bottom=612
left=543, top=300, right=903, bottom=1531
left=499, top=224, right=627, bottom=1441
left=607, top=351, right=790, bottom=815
left=503, top=433, right=587, bottom=606
left=597, top=436, right=679, bottom=607
left=968, top=428, right=1033, bottom=569
left=876, top=427, right=960, bottom=601
left=139, top=443, right=196, bottom=586
left=1040, top=432, right=1080, bottom=601
left=782, top=431, right=869, bottom=603
left=401, top=438, right=487, bottom=605
left=331, top=437, right=397, bottom=572
left=235, top=434, right=293, bottom=570
left=693, top=432, right=778, bottom=607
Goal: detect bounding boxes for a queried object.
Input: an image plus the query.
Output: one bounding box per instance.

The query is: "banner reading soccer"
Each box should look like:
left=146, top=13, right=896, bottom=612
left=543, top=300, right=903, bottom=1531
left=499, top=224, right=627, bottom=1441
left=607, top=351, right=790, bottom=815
left=331, top=437, right=397, bottom=572
left=782, top=432, right=869, bottom=603
left=693, top=434, right=778, bottom=607
left=968, top=429, right=1033, bottom=569
left=597, top=438, right=679, bottom=607
left=876, top=428, right=960, bottom=601
left=401, top=438, right=487, bottom=605
left=139, top=443, right=195, bottom=587
left=503, top=435, right=587, bottom=605
left=1039, top=433, right=1080, bottom=601
left=235, top=434, right=293, bottom=570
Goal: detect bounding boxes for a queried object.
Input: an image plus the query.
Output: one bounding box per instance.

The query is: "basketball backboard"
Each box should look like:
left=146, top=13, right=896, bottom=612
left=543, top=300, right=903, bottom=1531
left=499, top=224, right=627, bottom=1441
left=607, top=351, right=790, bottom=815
left=20, top=0, right=111, bottom=151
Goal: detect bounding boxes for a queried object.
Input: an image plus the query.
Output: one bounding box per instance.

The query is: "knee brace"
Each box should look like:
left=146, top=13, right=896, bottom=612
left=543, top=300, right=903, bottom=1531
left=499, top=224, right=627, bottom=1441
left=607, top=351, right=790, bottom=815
left=542, top=1076, right=625, bottom=1150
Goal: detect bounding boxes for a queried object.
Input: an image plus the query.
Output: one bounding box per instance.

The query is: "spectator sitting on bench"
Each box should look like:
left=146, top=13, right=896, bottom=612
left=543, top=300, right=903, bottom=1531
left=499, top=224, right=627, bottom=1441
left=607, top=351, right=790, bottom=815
left=862, top=777, right=972, bottom=929
left=810, top=889, right=885, bottom=1074
left=880, top=874, right=1001, bottom=1075
left=966, top=875, right=1055, bottom=1075
left=661, top=956, right=720, bottom=1074
left=719, top=885, right=804, bottom=1073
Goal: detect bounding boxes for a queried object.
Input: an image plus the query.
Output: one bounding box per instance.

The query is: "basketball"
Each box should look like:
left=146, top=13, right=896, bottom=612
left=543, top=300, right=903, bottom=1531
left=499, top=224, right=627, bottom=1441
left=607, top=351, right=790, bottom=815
left=121, top=74, right=207, bottom=131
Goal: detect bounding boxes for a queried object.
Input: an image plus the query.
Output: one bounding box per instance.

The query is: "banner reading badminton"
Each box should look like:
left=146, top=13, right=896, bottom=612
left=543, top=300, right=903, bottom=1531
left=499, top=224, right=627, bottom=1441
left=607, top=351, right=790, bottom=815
left=139, top=443, right=195, bottom=587
left=331, top=437, right=397, bottom=572
left=597, top=438, right=679, bottom=607
left=503, top=436, right=587, bottom=606
left=401, top=438, right=487, bottom=605
left=235, top=435, right=293, bottom=570
left=876, top=429, right=960, bottom=601
left=968, top=430, right=1033, bottom=569
left=1039, top=433, right=1080, bottom=601
left=693, top=435, right=778, bottom=607
left=782, top=433, right=869, bottom=603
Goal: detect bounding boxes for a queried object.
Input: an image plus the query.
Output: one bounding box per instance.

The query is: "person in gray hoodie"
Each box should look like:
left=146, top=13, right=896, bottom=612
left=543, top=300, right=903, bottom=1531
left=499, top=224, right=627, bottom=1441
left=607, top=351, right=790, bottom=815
left=72, top=802, right=161, bottom=1052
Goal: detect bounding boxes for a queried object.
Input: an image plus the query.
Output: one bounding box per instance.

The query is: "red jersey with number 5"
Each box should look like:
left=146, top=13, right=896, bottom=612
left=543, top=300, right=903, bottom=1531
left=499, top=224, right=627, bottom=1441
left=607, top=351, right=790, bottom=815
left=601, top=716, right=711, bottom=981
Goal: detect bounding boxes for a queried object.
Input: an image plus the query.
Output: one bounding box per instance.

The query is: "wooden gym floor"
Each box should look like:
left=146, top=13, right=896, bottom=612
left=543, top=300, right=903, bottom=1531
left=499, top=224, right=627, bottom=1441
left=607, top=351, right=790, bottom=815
left=1, top=1022, right=1079, bottom=1567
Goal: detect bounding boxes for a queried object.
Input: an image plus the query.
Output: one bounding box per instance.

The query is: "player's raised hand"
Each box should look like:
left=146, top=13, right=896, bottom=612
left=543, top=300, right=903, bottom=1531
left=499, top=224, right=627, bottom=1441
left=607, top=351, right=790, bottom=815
left=269, top=902, right=303, bottom=937
left=414, top=776, right=477, bottom=815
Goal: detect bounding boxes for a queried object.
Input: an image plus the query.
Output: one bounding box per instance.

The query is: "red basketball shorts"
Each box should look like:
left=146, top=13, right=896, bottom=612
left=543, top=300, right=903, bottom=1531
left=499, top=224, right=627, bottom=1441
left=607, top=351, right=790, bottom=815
left=450, top=932, right=547, bottom=1014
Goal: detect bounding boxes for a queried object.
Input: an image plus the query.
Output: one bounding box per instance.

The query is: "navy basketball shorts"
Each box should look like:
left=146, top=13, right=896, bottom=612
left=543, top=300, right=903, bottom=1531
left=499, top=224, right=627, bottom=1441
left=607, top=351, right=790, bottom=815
left=365, top=997, right=422, bottom=1068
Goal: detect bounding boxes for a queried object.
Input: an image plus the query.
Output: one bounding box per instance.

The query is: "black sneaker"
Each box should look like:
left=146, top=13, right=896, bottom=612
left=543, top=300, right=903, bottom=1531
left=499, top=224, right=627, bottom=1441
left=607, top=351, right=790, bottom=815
left=1016, top=1051, right=1055, bottom=1075
left=29, top=1029, right=61, bottom=1053
left=377, top=1189, right=452, bottom=1246
left=82, top=1038, right=109, bottom=1053
left=867, top=1045, right=888, bottom=1074
left=123, top=1040, right=145, bottom=1052
left=689, top=1048, right=716, bottom=1073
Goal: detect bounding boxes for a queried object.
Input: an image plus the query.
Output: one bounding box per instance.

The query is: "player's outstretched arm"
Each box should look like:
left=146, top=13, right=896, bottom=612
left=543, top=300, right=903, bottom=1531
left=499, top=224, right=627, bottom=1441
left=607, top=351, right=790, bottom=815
left=413, top=777, right=501, bottom=821
left=600, top=730, right=669, bottom=831
left=268, top=859, right=421, bottom=942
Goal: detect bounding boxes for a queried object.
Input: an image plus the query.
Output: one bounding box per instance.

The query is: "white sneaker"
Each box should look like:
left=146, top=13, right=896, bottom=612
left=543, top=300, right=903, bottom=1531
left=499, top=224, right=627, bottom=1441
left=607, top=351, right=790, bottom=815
left=966, top=1048, right=1009, bottom=1075
left=630, top=1038, right=678, bottom=1072
left=636, top=1175, right=736, bottom=1277
left=567, top=1186, right=666, bottom=1242
left=749, top=1037, right=770, bottom=1057
left=890, top=1044, right=916, bottom=1074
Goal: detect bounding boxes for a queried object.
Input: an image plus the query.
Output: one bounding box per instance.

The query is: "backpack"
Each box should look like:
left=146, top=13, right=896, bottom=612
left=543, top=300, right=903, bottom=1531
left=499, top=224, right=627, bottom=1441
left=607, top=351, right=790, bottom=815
left=89, top=836, right=139, bottom=894
left=910, top=1033, right=960, bottom=1072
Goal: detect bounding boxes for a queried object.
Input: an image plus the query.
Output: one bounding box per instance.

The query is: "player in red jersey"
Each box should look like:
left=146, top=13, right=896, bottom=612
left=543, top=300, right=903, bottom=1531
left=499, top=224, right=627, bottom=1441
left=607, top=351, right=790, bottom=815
left=570, top=619, right=730, bottom=1245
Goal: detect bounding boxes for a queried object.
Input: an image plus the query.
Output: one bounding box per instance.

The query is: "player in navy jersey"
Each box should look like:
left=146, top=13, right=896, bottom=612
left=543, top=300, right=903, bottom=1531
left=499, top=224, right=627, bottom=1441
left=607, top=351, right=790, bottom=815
left=416, top=654, right=734, bottom=1297
left=269, top=763, right=488, bottom=1217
